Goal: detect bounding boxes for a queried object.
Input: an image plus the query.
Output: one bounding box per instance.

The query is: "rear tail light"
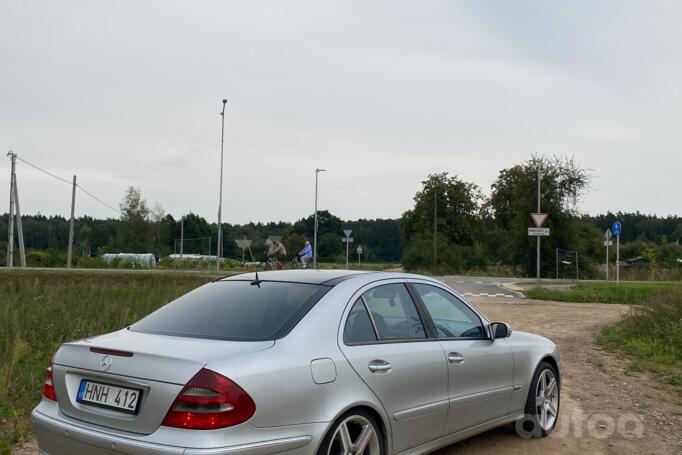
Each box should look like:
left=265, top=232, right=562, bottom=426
left=162, top=368, right=255, bottom=430
left=43, top=365, right=57, bottom=401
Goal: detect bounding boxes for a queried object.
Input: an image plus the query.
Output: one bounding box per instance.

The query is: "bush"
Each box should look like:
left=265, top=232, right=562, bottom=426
left=597, top=292, right=682, bottom=388
left=402, top=233, right=466, bottom=274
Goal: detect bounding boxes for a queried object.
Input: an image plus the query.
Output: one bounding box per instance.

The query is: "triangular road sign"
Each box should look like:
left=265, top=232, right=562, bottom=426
left=343, top=229, right=352, bottom=238
left=531, top=212, right=549, bottom=228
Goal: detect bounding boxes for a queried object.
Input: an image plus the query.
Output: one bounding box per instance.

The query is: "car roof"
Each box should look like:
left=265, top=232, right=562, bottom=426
left=220, top=269, right=372, bottom=286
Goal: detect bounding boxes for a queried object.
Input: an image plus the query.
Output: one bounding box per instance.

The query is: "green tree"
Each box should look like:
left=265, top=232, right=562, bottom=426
left=401, top=173, right=484, bottom=270
left=117, top=187, right=152, bottom=252
left=489, top=156, right=591, bottom=276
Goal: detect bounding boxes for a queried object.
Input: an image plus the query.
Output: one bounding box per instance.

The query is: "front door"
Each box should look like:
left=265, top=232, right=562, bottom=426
left=410, top=283, right=514, bottom=434
left=340, top=282, right=449, bottom=453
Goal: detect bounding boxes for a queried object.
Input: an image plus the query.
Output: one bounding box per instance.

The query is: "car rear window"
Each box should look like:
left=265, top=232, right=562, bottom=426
left=130, top=281, right=330, bottom=341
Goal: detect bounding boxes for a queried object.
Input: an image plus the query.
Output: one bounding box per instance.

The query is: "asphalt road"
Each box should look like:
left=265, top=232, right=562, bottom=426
left=437, top=275, right=525, bottom=299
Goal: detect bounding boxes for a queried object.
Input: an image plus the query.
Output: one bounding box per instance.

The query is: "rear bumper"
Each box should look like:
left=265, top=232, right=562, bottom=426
left=33, top=402, right=315, bottom=455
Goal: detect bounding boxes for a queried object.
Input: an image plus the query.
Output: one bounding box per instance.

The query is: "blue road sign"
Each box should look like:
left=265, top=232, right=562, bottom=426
left=611, top=221, right=622, bottom=236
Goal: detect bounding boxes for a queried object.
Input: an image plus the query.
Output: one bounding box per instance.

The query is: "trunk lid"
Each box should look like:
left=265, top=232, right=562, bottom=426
left=52, top=329, right=273, bottom=434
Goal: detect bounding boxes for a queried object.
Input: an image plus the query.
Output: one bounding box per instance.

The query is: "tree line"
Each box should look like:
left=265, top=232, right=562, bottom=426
left=1, top=156, right=680, bottom=273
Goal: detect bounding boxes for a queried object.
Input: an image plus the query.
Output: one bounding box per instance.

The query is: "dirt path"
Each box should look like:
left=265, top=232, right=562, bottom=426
left=13, top=299, right=681, bottom=455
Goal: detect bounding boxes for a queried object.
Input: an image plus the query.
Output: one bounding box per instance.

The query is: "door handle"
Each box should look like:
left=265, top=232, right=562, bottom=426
left=368, top=360, right=392, bottom=373
left=447, top=352, right=465, bottom=364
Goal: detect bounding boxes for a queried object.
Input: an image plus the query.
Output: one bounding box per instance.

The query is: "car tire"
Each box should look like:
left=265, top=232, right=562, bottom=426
left=317, top=409, right=385, bottom=455
left=515, top=361, right=560, bottom=438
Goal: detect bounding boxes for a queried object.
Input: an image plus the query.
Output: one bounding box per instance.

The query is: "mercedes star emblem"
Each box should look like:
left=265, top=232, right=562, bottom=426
left=100, top=355, right=112, bottom=372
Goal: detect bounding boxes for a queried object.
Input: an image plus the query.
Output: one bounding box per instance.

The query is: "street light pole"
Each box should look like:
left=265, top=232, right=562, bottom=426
left=313, top=168, right=326, bottom=269
left=433, top=184, right=437, bottom=268
left=217, top=99, right=227, bottom=272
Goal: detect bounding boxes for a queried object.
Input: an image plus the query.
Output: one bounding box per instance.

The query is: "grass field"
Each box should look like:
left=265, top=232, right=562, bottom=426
left=0, top=269, right=214, bottom=454
left=525, top=281, right=682, bottom=304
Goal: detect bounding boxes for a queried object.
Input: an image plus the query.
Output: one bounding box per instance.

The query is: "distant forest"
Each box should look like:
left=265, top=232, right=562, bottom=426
left=2, top=156, right=681, bottom=274
left=1, top=209, right=679, bottom=266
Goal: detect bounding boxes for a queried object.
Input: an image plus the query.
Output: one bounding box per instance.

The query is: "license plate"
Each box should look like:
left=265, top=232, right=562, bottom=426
left=77, top=380, right=142, bottom=414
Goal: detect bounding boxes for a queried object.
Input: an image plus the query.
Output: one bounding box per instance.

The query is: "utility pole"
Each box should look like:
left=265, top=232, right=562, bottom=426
left=555, top=247, right=559, bottom=280
left=13, top=178, right=26, bottom=267
left=536, top=166, right=541, bottom=288
left=6, top=151, right=16, bottom=267
left=313, top=168, right=325, bottom=269
left=180, top=217, right=184, bottom=258
left=433, top=185, right=437, bottom=268
left=67, top=175, right=77, bottom=268
left=216, top=99, right=227, bottom=271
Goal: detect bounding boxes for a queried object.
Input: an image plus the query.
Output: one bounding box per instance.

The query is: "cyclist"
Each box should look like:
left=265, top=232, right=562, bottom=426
left=270, top=240, right=287, bottom=270
left=298, top=241, right=313, bottom=269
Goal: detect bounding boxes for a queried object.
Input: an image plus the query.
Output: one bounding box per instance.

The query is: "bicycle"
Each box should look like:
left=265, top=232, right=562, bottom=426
left=263, top=256, right=284, bottom=270
left=290, top=256, right=304, bottom=269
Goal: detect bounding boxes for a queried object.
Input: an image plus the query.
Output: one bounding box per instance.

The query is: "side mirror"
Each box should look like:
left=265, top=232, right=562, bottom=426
left=490, top=322, right=512, bottom=339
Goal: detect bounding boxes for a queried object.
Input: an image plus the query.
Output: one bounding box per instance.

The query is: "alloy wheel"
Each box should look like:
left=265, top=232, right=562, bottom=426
left=327, top=415, right=381, bottom=455
left=535, top=368, right=559, bottom=431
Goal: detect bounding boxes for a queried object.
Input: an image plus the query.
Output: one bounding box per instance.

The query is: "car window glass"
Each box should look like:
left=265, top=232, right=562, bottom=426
left=362, top=284, right=426, bottom=340
left=131, top=281, right=329, bottom=341
left=413, top=284, right=484, bottom=338
left=343, top=299, right=378, bottom=344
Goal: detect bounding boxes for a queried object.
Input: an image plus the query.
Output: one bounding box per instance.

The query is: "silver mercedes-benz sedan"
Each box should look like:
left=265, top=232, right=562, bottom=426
left=32, top=270, right=561, bottom=455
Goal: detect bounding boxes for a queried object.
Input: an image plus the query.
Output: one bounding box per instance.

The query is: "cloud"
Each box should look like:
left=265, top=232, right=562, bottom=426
left=1, top=0, right=680, bottom=222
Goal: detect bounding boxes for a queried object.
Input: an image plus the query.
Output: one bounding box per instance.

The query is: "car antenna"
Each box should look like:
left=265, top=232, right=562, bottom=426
left=251, top=271, right=262, bottom=288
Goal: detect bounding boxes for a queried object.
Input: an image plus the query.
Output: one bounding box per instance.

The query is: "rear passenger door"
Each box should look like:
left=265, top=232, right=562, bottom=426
left=339, top=282, right=449, bottom=453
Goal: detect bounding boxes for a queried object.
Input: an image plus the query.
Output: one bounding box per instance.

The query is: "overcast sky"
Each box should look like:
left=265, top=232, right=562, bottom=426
left=1, top=1, right=680, bottom=224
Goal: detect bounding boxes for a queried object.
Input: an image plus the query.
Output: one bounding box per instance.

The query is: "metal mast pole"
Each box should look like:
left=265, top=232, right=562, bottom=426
left=13, top=178, right=26, bottom=267
left=180, top=217, right=184, bottom=257
left=6, top=151, right=16, bottom=267
left=616, top=234, right=620, bottom=286
left=433, top=185, right=437, bottom=268
left=346, top=237, right=350, bottom=269
left=576, top=251, right=580, bottom=282
left=606, top=239, right=609, bottom=281
left=536, top=166, right=541, bottom=288
left=217, top=99, right=227, bottom=271
left=556, top=248, right=559, bottom=280
left=67, top=175, right=77, bottom=268
left=313, top=168, right=324, bottom=269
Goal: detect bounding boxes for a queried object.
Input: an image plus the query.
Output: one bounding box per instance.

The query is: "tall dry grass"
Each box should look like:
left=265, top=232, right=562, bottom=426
left=0, top=269, right=212, bottom=454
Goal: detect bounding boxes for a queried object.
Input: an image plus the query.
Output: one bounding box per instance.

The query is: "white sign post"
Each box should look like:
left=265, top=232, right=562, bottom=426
left=342, top=229, right=353, bottom=268
left=604, top=229, right=612, bottom=280
left=234, top=239, right=253, bottom=263
left=356, top=246, right=363, bottom=265
left=612, top=222, right=622, bottom=286
left=528, top=171, right=549, bottom=288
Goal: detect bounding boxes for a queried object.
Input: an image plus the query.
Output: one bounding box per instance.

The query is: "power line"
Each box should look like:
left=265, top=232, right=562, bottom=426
left=13, top=155, right=120, bottom=215
left=16, top=156, right=72, bottom=186
left=76, top=184, right=120, bottom=214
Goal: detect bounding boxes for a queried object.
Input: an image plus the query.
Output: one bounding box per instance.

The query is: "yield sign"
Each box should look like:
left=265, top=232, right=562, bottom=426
left=531, top=212, right=549, bottom=228
left=343, top=229, right=352, bottom=238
